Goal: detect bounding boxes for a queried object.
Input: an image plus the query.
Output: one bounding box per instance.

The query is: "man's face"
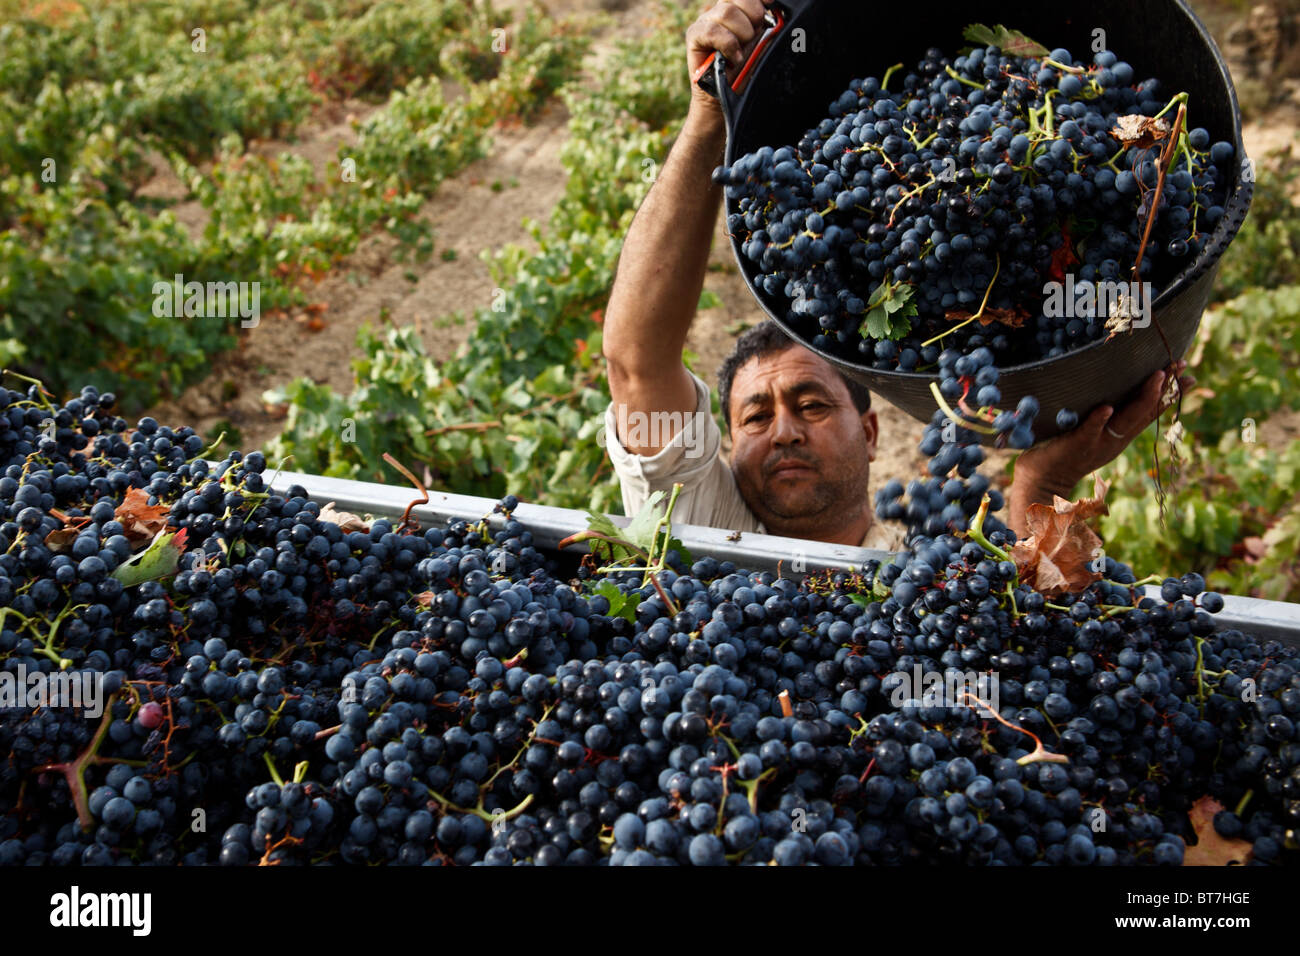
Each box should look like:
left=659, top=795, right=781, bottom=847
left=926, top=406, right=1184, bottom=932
left=727, top=347, right=878, bottom=531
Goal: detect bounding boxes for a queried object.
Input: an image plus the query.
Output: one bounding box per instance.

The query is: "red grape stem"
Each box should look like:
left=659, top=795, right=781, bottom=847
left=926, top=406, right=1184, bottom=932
left=382, top=452, right=429, bottom=533
left=955, top=690, right=1069, bottom=766
left=30, top=692, right=147, bottom=830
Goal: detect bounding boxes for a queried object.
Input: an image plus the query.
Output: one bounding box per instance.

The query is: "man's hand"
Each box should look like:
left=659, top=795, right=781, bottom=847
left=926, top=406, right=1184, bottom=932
left=685, top=0, right=772, bottom=120
left=1006, top=360, right=1196, bottom=537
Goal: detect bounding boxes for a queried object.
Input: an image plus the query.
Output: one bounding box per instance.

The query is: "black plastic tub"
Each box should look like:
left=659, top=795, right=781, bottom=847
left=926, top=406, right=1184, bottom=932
left=711, top=0, right=1254, bottom=441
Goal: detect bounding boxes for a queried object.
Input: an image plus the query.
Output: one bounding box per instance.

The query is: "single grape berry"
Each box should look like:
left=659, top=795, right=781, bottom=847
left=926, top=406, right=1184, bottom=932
left=137, top=702, right=165, bottom=730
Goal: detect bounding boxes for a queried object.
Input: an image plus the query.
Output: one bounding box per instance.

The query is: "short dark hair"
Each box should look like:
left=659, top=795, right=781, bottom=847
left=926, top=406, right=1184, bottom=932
left=717, top=320, right=871, bottom=430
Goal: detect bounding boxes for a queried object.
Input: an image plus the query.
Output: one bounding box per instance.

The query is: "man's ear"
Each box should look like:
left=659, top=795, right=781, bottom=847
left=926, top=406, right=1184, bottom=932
left=861, top=409, right=880, bottom=463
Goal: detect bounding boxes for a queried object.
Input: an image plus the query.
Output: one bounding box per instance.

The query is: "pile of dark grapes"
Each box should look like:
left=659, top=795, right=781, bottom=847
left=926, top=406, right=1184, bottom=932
left=0, top=382, right=1295, bottom=867
left=712, top=39, right=1236, bottom=372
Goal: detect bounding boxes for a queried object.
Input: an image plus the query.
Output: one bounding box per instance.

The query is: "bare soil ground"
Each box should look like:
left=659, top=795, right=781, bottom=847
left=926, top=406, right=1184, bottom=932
left=143, top=0, right=643, bottom=451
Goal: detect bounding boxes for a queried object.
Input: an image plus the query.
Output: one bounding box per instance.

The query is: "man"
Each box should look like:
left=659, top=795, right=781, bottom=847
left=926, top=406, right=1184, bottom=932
left=601, top=0, right=1192, bottom=550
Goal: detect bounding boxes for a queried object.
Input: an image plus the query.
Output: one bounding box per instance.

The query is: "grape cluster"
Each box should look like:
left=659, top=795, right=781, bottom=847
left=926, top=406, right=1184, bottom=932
left=875, top=347, right=1020, bottom=542
left=713, top=41, right=1234, bottom=371
left=0, top=382, right=1295, bottom=866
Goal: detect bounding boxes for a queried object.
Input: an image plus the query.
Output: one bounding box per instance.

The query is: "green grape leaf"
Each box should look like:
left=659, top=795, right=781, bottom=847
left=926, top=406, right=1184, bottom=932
left=112, top=528, right=188, bottom=588
left=621, top=490, right=668, bottom=552
left=581, top=508, right=644, bottom=565
left=963, top=23, right=1049, bottom=58
left=594, top=580, right=637, bottom=622
left=861, top=281, right=918, bottom=341
left=581, top=490, right=692, bottom=567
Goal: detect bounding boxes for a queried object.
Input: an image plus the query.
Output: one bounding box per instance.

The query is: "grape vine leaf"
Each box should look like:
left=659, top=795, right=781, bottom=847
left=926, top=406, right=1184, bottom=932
left=114, top=487, right=172, bottom=548
left=1112, top=115, right=1171, bottom=149
left=1183, top=796, right=1252, bottom=865
left=319, top=501, right=369, bottom=533
left=43, top=526, right=80, bottom=554
left=1048, top=227, right=1080, bottom=285
left=594, top=581, right=637, bottom=622
left=962, top=23, right=1049, bottom=58
left=945, top=305, right=1030, bottom=329
left=1008, top=476, right=1110, bottom=597
left=583, top=490, right=691, bottom=566
left=112, top=528, right=188, bottom=588
left=584, top=490, right=663, bottom=564
left=861, top=281, right=918, bottom=341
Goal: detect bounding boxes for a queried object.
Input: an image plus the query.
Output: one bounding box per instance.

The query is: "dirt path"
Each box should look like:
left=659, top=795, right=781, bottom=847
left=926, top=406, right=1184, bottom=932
left=144, top=98, right=575, bottom=445
left=142, top=0, right=647, bottom=452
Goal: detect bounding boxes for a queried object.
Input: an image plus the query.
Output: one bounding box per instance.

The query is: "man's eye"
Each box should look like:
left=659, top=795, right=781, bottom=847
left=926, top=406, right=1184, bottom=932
left=744, top=412, right=770, bottom=426
left=801, top=402, right=827, bottom=413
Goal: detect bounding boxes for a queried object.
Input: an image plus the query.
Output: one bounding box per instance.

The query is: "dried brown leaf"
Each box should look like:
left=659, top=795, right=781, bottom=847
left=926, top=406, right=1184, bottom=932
left=319, top=501, right=369, bottom=534
left=1010, top=476, right=1110, bottom=597
left=1071, top=475, right=1110, bottom=523
left=982, top=306, right=1030, bottom=329
left=1183, top=796, right=1252, bottom=865
left=1111, top=115, right=1171, bottom=149
left=114, top=487, right=171, bottom=548
left=44, top=526, right=80, bottom=554
left=944, top=306, right=1030, bottom=329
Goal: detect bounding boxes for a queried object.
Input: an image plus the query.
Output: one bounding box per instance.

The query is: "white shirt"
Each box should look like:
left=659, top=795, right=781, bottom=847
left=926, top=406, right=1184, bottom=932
left=603, top=371, right=906, bottom=553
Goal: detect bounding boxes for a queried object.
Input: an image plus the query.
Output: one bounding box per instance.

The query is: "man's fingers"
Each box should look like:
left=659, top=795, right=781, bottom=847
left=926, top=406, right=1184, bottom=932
left=1077, top=403, right=1117, bottom=444
left=1105, top=370, right=1166, bottom=438
left=713, top=1, right=761, bottom=45
left=730, top=0, right=771, bottom=25
left=700, top=4, right=760, bottom=65
left=689, top=19, right=742, bottom=73
left=688, top=1, right=775, bottom=95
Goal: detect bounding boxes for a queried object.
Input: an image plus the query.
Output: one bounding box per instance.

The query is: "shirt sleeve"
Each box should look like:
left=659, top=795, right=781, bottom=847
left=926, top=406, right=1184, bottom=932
left=861, top=517, right=907, bottom=553
left=603, top=371, right=761, bottom=533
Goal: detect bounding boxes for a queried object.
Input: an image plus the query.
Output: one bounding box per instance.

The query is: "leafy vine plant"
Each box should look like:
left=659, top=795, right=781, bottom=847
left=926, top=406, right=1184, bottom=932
left=559, top=483, right=690, bottom=617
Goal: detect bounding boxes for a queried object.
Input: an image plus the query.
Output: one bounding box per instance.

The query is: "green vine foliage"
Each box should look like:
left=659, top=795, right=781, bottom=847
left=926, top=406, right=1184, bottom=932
left=1210, top=151, right=1300, bottom=303
left=266, top=2, right=699, bottom=514
left=0, top=0, right=582, bottom=408
left=1095, top=282, right=1300, bottom=601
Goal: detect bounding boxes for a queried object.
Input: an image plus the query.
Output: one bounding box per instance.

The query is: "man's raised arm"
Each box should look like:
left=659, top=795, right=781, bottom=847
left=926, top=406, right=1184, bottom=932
left=603, top=0, right=771, bottom=456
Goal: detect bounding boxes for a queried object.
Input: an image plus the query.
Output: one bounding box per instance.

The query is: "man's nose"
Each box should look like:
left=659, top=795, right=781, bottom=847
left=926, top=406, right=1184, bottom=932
left=770, top=403, right=805, bottom=446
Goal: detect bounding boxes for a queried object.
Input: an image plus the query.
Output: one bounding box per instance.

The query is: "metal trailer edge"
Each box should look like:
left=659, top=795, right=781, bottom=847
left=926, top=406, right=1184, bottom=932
left=258, top=467, right=1300, bottom=649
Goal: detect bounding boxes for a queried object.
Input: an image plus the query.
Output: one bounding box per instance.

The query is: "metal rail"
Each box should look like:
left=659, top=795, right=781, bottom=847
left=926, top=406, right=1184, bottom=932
left=261, top=467, right=1300, bottom=648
